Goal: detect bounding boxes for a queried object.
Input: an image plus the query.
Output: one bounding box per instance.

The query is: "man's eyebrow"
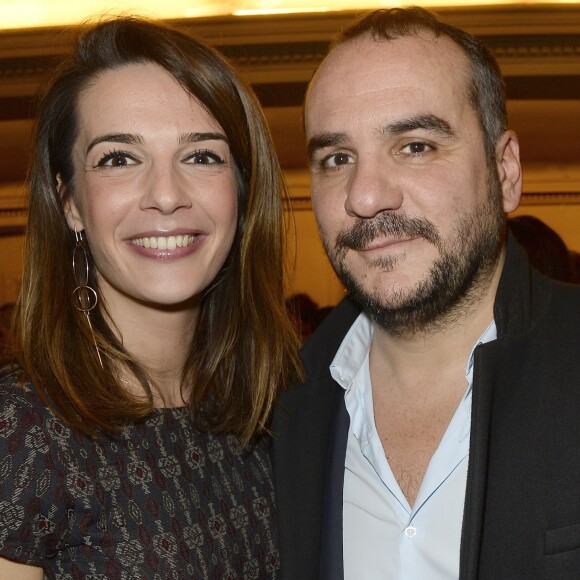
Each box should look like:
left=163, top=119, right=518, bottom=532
left=380, top=115, right=456, bottom=138
left=306, top=115, right=455, bottom=159
left=178, top=132, right=229, bottom=145
left=307, top=132, right=348, bottom=159
left=86, top=133, right=143, bottom=155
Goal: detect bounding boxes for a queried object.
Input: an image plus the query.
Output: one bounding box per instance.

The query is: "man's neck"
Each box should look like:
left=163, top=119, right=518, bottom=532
left=369, top=247, right=505, bottom=391
left=367, top=250, right=505, bottom=505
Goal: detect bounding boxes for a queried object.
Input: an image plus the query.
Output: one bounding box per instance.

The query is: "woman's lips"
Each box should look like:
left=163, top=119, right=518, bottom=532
left=130, top=234, right=199, bottom=251
left=126, top=231, right=206, bottom=260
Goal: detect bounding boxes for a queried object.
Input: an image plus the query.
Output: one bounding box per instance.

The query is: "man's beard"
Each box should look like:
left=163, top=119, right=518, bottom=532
left=321, top=166, right=505, bottom=338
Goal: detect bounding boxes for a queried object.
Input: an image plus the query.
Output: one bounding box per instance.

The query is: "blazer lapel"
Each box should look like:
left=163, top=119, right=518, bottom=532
left=320, top=392, right=350, bottom=580
left=272, top=377, right=346, bottom=579
left=459, top=341, right=500, bottom=579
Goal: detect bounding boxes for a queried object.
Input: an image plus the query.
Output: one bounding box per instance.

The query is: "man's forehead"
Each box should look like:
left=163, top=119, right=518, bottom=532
left=305, top=32, right=471, bottom=125
left=310, top=32, right=468, bottom=93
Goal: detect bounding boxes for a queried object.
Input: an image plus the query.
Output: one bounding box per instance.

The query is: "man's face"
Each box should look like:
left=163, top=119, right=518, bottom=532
left=305, top=33, right=516, bottom=336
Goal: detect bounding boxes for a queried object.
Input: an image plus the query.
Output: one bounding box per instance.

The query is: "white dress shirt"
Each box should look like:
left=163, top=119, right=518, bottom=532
left=330, top=313, right=496, bottom=580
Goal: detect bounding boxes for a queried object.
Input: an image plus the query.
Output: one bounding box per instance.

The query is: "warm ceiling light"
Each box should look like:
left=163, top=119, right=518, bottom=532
left=0, top=0, right=578, bottom=30
left=232, top=0, right=580, bottom=16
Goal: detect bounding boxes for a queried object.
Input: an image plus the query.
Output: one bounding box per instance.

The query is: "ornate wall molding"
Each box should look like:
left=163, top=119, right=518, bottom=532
left=1, top=6, right=580, bottom=104
left=0, top=184, right=26, bottom=234
left=520, top=192, right=580, bottom=205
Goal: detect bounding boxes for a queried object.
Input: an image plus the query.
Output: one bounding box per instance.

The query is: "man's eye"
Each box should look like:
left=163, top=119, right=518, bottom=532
left=400, top=142, right=433, bottom=155
left=322, top=152, right=352, bottom=169
left=96, top=151, right=138, bottom=168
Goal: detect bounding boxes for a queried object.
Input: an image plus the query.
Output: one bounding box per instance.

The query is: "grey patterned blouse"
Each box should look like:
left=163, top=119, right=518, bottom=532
left=0, top=373, right=279, bottom=578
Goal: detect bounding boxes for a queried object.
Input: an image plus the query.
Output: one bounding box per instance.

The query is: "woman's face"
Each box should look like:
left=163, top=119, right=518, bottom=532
left=63, top=62, right=238, bottom=315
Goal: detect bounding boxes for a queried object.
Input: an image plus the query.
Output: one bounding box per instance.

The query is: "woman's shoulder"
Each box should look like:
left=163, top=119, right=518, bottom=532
left=0, top=367, right=55, bottom=425
left=0, top=366, right=25, bottom=391
left=0, top=369, right=66, bottom=472
left=0, top=368, right=69, bottom=566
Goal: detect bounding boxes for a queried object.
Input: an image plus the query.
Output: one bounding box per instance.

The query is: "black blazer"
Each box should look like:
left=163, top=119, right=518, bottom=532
left=271, top=235, right=580, bottom=579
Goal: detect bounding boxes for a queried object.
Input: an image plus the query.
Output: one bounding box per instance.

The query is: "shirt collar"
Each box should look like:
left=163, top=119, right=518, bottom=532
left=330, top=313, right=497, bottom=393
left=464, top=320, right=497, bottom=397
left=330, top=312, right=373, bottom=391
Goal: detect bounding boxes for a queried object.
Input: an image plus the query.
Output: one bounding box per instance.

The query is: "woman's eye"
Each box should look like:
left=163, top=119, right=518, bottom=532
left=321, top=152, right=352, bottom=169
left=95, top=151, right=139, bottom=168
left=186, top=150, right=225, bottom=165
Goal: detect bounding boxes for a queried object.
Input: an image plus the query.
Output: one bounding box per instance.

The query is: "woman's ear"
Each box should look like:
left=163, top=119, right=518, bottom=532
left=58, top=173, right=85, bottom=232
left=495, top=130, right=522, bottom=214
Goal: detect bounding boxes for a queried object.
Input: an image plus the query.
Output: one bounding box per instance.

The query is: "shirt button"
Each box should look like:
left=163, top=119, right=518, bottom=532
left=404, top=525, right=417, bottom=539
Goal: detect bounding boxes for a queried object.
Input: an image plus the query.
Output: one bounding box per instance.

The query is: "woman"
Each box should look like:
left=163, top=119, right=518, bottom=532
left=0, top=16, right=302, bottom=578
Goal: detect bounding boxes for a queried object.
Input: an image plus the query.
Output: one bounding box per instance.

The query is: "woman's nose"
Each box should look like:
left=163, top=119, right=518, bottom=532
left=140, top=162, right=192, bottom=214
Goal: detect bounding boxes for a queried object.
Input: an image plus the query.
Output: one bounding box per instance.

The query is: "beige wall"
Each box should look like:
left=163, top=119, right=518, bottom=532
left=0, top=235, right=24, bottom=306
left=0, top=184, right=26, bottom=307
left=286, top=206, right=344, bottom=308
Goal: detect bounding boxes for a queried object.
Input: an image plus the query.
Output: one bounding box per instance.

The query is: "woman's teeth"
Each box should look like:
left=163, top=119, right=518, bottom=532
left=131, top=234, right=197, bottom=250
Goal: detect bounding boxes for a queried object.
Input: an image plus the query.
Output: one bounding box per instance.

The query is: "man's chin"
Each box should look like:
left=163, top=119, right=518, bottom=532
left=338, top=261, right=469, bottom=336
left=336, top=264, right=419, bottom=306
left=339, top=271, right=419, bottom=312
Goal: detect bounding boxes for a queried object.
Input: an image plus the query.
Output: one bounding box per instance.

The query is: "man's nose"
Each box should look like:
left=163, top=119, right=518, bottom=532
left=140, top=162, right=192, bottom=215
left=344, top=159, right=403, bottom=218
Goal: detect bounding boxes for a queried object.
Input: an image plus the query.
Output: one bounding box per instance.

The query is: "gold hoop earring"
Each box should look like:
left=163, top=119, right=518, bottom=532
left=72, top=228, right=103, bottom=368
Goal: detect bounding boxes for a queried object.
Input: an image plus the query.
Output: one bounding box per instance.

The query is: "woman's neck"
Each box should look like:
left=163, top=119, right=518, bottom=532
left=103, top=296, right=200, bottom=407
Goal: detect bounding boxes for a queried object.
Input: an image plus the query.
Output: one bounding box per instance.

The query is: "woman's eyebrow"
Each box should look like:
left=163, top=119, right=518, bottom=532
left=86, top=133, right=143, bottom=155
left=178, top=132, right=228, bottom=145
left=86, top=131, right=230, bottom=156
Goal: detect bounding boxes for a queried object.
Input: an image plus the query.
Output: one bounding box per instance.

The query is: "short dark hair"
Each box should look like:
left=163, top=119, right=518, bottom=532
left=336, top=7, right=507, bottom=161
left=14, top=17, right=302, bottom=443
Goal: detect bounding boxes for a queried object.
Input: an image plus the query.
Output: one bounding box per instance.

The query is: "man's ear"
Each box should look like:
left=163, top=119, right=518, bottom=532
left=58, top=173, right=84, bottom=232
left=494, top=130, right=522, bottom=214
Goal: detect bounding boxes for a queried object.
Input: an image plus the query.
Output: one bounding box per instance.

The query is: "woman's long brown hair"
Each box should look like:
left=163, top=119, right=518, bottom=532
left=11, top=17, right=303, bottom=445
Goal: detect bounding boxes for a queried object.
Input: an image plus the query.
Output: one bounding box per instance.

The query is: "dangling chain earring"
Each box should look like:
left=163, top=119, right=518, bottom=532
left=72, top=228, right=104, bottom=368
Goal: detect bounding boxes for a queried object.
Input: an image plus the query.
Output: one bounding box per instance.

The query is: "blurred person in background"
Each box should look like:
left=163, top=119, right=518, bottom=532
left=508, top=214, right=575, bottom=282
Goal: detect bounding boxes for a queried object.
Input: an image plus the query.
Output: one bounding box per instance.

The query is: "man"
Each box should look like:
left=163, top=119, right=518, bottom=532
left=271, top=7, right=580, bottom=580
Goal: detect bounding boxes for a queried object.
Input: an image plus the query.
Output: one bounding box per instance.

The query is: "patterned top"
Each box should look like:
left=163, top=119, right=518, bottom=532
left=0, top=373, right=279, bottom=579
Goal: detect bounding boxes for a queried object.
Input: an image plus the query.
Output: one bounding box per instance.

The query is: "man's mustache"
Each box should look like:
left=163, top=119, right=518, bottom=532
left=335, top=213, right=440, bottom=253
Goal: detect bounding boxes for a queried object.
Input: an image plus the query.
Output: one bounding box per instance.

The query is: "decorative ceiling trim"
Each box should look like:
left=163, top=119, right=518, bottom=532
left=519, top=192, right=580, bottom=206
left=1, top=35, right=579, bottom=87
left=0, top=185, right=27, bottom=234
left=0, top=209, right=27, bottom=235
left=1, top=6, right=580, bottom=102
